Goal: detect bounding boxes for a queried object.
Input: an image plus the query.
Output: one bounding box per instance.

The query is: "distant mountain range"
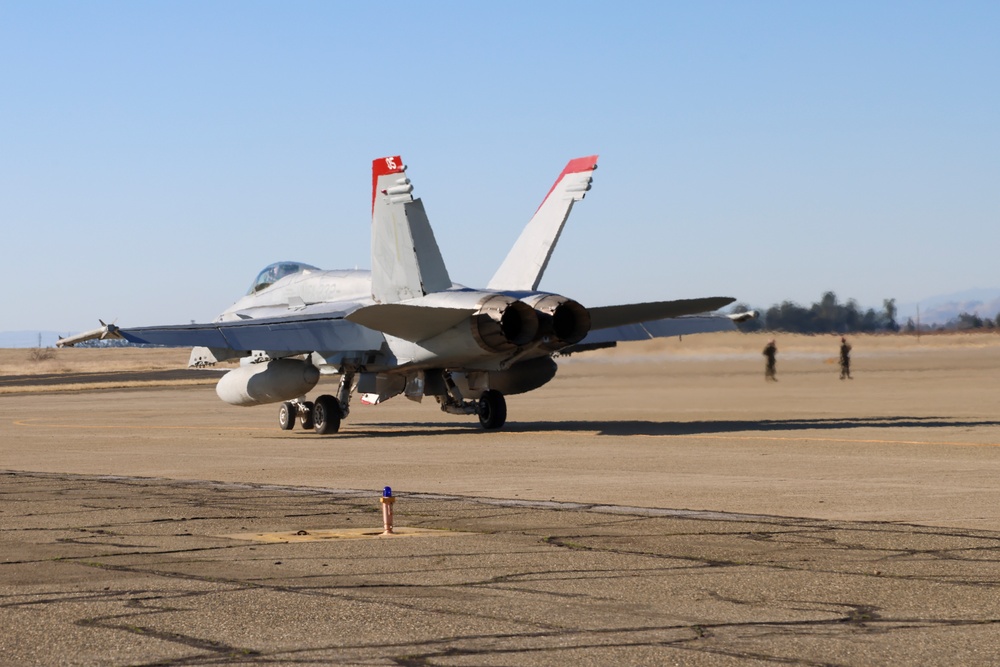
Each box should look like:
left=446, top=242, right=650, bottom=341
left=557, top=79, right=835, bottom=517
left=895, top=288, right=1000, bottom=326
left=3, top=289, right=1000, bottom=347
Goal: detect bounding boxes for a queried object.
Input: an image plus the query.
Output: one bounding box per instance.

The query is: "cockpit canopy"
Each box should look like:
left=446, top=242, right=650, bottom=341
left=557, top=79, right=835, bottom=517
left=247, top=261, right=319, bottom=294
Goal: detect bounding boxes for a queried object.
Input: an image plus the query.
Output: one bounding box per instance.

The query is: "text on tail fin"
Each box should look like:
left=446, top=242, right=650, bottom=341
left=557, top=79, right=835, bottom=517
left=370, top=156, right=452, bottom=303
left=371, top=155, right=405, bottom=215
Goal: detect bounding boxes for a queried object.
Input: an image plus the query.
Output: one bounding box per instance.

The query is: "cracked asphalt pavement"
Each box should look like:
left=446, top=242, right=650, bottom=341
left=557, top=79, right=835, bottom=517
left=4, top=471, right=1000, bottom=666
left=4, top=335, right=1000, bottom=664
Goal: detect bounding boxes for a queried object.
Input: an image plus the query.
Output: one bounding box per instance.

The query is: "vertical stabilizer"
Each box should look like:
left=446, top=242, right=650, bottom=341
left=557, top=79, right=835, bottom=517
left=487, top=155, right=598, bottom=292
left=370, top=156, right=452, bottom=304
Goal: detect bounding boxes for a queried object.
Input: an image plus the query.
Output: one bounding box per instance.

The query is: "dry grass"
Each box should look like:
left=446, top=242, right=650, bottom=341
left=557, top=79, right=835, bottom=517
left=26, top=347, right=56, bottom=363
left=0, top=347, right=207, bottom=376
left=0, top=347, right=222, bottom=394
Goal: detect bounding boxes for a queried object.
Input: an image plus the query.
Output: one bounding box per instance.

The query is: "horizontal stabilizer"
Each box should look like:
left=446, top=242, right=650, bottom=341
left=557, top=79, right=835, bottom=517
left=346, top=303, right=473, bottom=342
left=589, top=297, right=735, bottom=331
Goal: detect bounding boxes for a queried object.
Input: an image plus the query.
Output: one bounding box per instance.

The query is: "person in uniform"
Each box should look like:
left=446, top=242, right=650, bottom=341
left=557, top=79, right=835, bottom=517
left=763, top=339, right=777, bottom=382
left=839, top=337, right=852, bottom=380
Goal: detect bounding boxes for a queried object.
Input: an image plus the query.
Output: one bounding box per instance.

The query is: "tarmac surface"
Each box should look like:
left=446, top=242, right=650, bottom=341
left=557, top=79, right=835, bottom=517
left=0, top=368, right=220, bottom=389
left=3, top=333, right=1000, bottom=665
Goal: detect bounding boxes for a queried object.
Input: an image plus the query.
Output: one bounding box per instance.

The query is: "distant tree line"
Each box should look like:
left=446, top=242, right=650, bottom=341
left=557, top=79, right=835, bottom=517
left=733, top=292, right=1000, bottom=334
left=732, top=292, right=899, bottom=334
left=908, top=311, right=1000, bottom=332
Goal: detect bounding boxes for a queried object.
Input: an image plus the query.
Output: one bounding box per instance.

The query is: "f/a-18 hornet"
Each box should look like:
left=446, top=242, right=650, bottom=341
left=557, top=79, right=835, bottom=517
left=59, top=155, right=753, bottom=434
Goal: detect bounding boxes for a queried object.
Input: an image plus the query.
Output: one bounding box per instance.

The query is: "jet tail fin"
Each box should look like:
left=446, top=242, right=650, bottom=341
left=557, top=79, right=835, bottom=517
left=487, top=155, right=598, bottom=292
left=370, top=156, right=452, bottom=304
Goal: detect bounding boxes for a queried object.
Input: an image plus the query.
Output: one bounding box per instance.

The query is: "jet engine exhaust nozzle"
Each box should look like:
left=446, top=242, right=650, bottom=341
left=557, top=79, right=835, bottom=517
left=471, top=295, right=539, bottom=352
left=526, top=294, right=591, bottom=350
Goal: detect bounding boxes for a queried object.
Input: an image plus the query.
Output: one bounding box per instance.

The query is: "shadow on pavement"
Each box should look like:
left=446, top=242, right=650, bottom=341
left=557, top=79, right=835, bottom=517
left=331, top=416, right=1000, bottom=439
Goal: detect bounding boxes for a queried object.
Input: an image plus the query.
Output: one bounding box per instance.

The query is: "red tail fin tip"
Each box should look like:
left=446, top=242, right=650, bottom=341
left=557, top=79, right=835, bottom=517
left=371, top=155, right=406, bottom=214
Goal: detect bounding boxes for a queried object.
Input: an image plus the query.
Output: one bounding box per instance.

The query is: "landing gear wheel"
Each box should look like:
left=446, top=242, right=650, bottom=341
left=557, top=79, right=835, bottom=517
left=313, top=394, right=342, bottom=435
left=298, top=401, right=315, bottom=430
left=478, top=390, right=507, bottom=430
left=278, top=401, right=297, bottom=430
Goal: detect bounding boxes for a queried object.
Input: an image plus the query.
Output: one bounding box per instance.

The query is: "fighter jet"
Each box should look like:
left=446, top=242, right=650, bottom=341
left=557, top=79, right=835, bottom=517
left=59, top=155, right=752, bottom=434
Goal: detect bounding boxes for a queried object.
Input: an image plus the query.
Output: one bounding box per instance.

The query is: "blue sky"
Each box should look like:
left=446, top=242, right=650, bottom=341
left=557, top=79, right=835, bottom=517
left=2, top=1, right=998, bottom=333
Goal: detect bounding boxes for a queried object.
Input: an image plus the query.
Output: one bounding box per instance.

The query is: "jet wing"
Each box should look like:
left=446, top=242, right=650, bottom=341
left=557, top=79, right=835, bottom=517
left=588, top=297, right=735, bottom=330
left=561, top=297, right=739, bottom=352
left=569, top=313, right=740, bottom=347
left=121, top=313, right=385, bottom=353
left=60, top=303, right=386, bottom=355
left=55, top=320, right=122, bottom=347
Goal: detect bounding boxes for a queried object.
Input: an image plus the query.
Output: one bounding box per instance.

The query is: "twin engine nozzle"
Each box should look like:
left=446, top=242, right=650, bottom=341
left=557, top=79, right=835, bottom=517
left=471, top=293, right=591, bottom=354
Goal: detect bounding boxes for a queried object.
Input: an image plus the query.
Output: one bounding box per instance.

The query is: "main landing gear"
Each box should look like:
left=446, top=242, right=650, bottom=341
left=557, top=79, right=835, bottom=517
left=279, top=397, right=338, bottom=433
left=437, top=384, right=508, bottom=431
left=280, top=394, right=344, bottom=434
left=477, top=390, right=507, bottom=430
left=277, top=373, right=509, bottom=434
left=277, top=371, right=353, bottom=435
left=312, top=395, right=341, bottom=435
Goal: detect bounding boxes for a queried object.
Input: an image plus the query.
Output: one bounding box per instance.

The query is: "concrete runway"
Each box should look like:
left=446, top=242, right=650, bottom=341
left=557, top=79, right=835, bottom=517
left=3, top=333, right=1000, bottom=664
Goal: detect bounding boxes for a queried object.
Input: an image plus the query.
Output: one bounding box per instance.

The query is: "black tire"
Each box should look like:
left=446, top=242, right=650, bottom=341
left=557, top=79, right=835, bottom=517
left=298, top=401, right=315, bottom=430
left=278, top=402, right=297, bottom=431
left=478, top=390, right=507, bottom=430
left=313, top=395, right=342, bottom=435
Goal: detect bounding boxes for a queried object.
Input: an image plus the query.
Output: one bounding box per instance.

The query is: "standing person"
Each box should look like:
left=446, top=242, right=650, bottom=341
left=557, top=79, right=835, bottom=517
left=763, top=339, right=777, bottom=382
left=839, top=336, right=852, bottom=379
